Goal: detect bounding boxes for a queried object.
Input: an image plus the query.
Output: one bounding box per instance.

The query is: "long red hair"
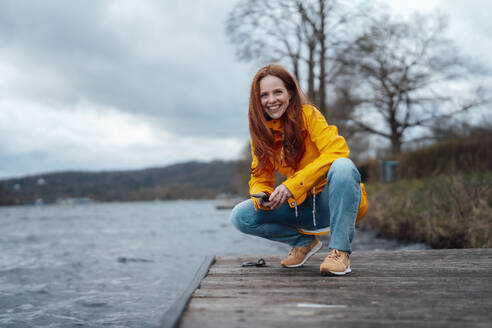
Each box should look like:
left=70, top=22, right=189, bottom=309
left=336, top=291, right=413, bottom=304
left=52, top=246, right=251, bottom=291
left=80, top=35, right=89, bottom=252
left=249, top=64, right=309, bottom=176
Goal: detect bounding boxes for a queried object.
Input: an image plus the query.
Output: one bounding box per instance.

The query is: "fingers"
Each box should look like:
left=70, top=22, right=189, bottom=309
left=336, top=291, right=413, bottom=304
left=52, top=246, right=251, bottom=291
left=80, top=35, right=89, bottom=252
left=252, top=192, right=267, bottom=207
left=257, top=185, right=293, bottom=210
left=267, top=190, right=279, bottom=209
left=268, top=185, right=291, bottom=210
left=257, top=193, right=275, bottom=208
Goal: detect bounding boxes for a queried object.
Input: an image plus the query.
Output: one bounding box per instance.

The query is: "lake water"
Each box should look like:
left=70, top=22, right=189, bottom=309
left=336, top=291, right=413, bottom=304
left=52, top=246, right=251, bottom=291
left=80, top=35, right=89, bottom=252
left=0, top=200, right=428, bottom=327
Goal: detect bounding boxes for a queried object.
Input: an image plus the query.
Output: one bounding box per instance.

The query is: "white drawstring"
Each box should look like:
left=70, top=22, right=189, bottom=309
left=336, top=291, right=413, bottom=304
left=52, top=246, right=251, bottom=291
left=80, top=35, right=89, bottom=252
left=312, top=186, right=316, bottom=227
left=293, top=187, right=316, bottom=228
left=280, top=131, right=284, bottom=165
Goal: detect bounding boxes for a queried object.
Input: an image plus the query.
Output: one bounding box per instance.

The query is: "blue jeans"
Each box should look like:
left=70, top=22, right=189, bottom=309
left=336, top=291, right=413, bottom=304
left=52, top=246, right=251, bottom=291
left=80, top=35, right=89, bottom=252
left=230, top=158, right=361, bottom=254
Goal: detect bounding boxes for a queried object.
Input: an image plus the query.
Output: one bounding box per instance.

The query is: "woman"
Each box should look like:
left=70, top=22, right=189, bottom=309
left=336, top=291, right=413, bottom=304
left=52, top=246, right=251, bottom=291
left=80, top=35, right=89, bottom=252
left=230, top=64, right=368, bottom=276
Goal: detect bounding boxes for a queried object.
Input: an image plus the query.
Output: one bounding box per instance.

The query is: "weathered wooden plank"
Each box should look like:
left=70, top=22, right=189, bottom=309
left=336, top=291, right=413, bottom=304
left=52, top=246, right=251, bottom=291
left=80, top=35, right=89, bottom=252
left=178, top=249, right=492, bottom=327
left=159, top=255, right=215, bottom=328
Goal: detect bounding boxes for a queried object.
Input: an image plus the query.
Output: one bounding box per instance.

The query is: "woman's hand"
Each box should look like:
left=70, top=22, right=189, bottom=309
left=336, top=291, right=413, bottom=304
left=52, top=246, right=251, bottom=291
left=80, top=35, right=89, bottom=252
left=251, top=192, right=269, bottom=207
left=264, top=184, right=292, bottom=210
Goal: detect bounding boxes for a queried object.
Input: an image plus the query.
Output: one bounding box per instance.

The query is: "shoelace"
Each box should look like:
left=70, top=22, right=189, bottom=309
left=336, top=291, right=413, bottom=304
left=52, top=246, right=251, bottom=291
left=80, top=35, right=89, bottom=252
left=288, top=247, right=299, bottom=257
left=288, top=245, right=307, bottom=257
left=325, top=249, right=343, bottom=262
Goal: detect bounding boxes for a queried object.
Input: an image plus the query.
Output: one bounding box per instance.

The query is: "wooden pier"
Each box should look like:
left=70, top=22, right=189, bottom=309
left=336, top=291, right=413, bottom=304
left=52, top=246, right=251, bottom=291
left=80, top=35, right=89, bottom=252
left=161, top=249, right=492, bottom=327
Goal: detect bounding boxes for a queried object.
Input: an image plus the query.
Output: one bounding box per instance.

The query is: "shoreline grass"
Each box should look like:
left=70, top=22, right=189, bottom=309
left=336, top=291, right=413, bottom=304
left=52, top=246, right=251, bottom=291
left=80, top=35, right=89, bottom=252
left=358, top=172, right=492, bottom=248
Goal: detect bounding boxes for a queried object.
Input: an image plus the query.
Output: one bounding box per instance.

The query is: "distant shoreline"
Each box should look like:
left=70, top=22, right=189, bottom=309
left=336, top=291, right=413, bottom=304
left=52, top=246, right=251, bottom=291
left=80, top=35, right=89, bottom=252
left=0, top=160, right=238, bottom=206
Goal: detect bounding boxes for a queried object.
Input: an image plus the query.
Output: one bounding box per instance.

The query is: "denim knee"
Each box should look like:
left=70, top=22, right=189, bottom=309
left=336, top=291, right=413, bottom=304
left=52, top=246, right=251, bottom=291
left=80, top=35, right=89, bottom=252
left=328, top=158, right=361, bottom=183
left=230, top=204, right=242, bottom=231
left=230, top=200, right=252, bottom=233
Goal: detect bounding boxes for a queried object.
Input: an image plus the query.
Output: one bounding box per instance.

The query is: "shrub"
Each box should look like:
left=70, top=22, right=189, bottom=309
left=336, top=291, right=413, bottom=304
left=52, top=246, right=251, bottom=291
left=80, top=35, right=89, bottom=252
left=358, top=173, right=492, bottom=248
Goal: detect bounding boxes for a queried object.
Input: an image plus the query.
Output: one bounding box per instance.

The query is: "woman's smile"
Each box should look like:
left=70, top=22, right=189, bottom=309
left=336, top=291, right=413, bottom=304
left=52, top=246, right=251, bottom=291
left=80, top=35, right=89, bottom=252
left=259, top=75, right=291, bottom=119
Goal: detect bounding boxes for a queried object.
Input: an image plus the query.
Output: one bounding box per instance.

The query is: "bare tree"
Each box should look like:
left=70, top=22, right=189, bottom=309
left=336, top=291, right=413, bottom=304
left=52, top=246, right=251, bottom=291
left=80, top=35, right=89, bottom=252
left=341, top=13, right=488, bottom=155
left=226, top=0, right=371, bottom=115
left=226, top=1, right=303, bottom=80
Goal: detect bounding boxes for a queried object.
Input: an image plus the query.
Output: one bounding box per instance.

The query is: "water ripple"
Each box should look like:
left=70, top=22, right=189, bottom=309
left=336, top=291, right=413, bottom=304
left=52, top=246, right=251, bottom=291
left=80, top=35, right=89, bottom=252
left=0, top=200, right=424, bottom=327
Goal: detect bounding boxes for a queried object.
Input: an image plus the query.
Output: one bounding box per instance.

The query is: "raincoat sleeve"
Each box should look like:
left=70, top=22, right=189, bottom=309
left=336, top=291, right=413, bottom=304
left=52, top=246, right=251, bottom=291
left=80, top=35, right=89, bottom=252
left=282, top=107, right=350, bottom=201
left=248, top=140, right=275, bottom=210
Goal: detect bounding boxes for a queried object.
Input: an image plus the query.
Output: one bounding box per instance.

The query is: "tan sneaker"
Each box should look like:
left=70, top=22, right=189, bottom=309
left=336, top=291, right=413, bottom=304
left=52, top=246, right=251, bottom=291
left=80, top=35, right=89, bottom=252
left=281, top=238, right=322, bottom=268
left=320, top=249, right=351, bottom=276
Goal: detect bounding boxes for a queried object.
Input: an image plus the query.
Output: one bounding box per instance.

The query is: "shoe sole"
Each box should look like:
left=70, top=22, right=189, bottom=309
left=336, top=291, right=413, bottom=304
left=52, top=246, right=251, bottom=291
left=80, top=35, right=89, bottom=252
left=283, top=241, right=323, bottom=268
left=320, top=266, right=352, bottom=276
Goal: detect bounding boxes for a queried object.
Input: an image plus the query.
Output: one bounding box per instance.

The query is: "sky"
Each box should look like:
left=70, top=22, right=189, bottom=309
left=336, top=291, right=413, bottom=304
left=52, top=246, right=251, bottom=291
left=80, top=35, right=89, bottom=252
left=0, top=0, right=491, bottom=179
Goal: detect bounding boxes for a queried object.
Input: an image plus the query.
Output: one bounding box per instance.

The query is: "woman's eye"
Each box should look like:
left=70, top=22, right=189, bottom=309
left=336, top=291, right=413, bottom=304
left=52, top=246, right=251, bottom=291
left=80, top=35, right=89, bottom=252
left=275, top=90, right=283, bottom=94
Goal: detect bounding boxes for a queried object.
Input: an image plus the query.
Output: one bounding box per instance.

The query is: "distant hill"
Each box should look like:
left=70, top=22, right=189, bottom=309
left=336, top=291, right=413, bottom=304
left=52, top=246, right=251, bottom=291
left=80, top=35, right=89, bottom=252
left=0, top=160, right=238, bottom=205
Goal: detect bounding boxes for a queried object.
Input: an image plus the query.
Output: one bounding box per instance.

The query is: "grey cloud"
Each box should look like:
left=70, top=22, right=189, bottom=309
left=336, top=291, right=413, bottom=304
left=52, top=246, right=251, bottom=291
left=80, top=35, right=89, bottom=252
left=0, top=0, right=252, bottom=138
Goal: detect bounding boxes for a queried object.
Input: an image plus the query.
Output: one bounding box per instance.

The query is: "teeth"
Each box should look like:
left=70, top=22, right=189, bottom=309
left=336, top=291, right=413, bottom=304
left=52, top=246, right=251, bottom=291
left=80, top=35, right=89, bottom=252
left=268, top=105, right=281, bottom=110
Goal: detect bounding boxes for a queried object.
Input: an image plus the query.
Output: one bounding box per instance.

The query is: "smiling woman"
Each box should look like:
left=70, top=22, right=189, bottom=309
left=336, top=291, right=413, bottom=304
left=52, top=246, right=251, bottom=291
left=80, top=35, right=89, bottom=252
left=230, top=64, right=368, bottom=276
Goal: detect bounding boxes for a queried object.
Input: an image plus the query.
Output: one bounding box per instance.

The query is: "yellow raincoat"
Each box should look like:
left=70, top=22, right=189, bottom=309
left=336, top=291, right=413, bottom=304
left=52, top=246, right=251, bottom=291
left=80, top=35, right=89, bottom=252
left=249, top=104, right=368, bottom=224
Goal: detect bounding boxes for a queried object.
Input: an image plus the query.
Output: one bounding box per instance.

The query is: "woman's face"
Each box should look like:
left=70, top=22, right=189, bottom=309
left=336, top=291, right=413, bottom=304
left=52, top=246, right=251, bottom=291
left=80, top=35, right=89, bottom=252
left=259, top=75, right=291, bottom=120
